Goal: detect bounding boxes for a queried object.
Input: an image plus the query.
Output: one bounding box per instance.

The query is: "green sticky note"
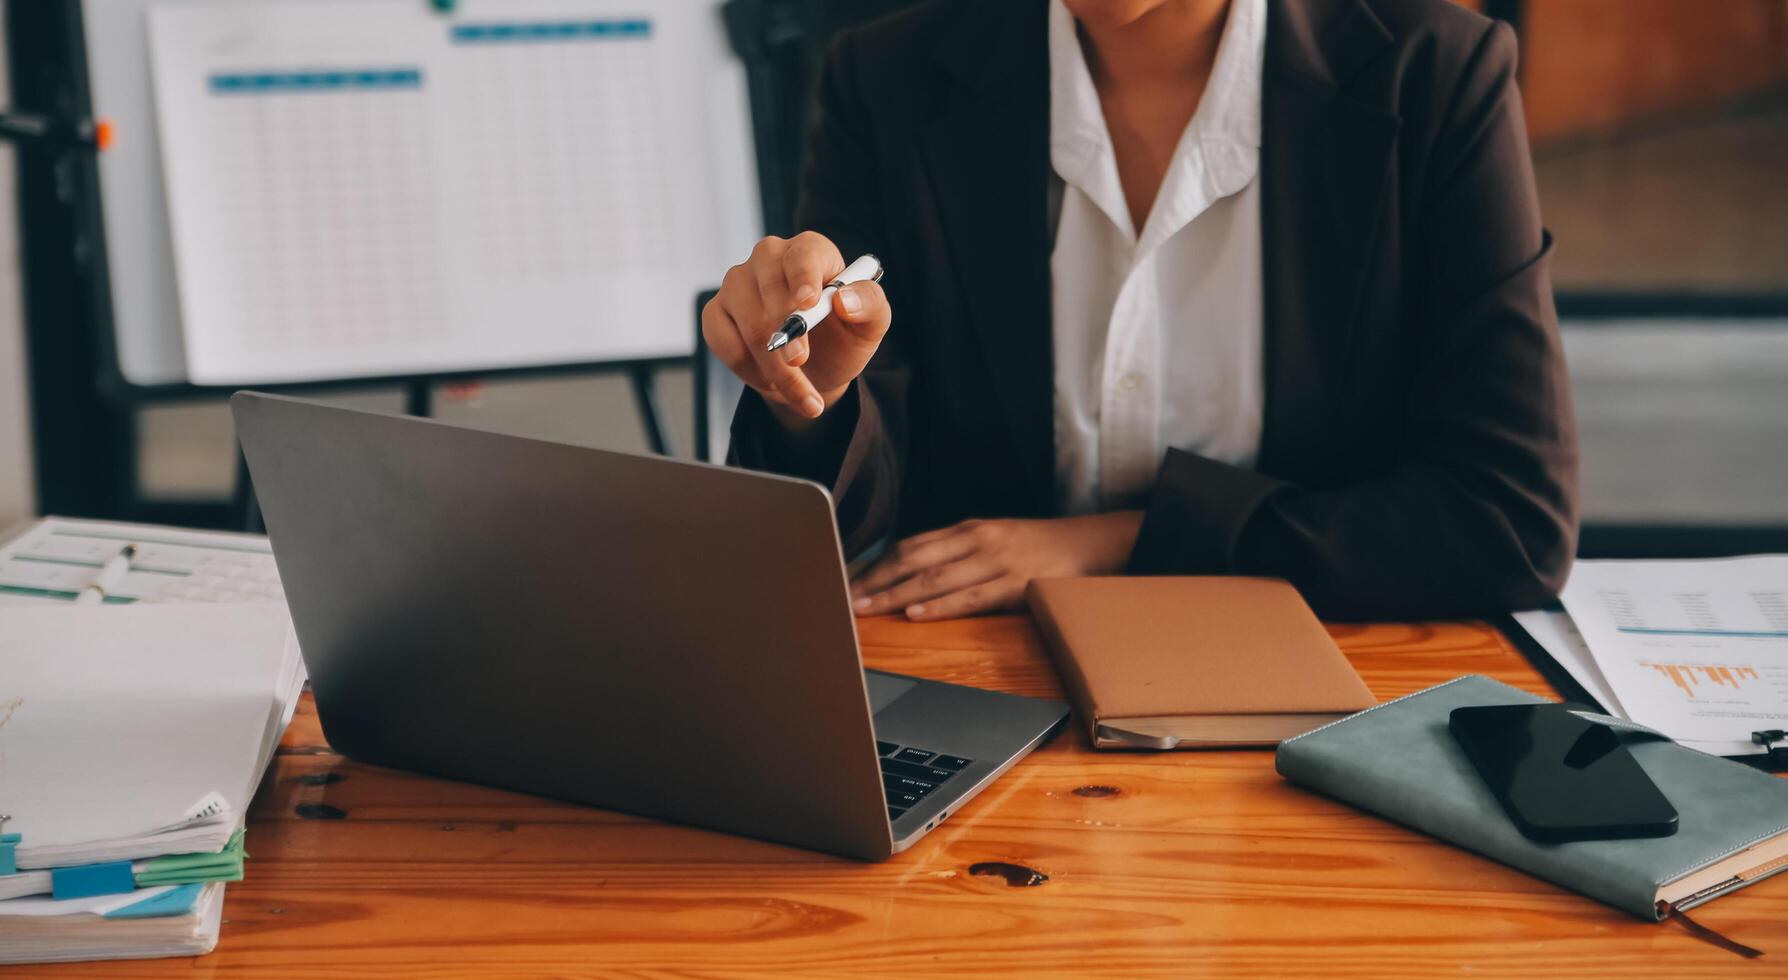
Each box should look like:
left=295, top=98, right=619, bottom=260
left=134, top=828, right=247, bottom=886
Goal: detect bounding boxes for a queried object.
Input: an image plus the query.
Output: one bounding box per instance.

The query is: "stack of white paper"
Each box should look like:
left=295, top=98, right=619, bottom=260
left=5, top=794, right=238, bottom=877
left=0, top=602, right=305, bottom=964
left=0, top=885, right=226, bottom=964
left=1513, top=555, right=1788, bottom=757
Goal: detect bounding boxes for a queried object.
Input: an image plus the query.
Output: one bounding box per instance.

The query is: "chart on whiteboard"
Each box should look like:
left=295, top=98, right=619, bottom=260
left=147, top=0, right=758, bottom=384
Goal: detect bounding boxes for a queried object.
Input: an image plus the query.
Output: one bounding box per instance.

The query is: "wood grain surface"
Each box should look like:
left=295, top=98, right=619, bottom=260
left=14, top=616, right=1787, bottom=978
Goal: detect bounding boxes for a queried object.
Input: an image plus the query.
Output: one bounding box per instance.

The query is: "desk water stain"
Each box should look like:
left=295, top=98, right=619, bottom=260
left=297, top=772, right=344, bottom=786
left=969, top=862, right=1049, bottom=887
left=295, top=803, right=348, bottom=820
left=1073, top=785, right=1121, bottom=798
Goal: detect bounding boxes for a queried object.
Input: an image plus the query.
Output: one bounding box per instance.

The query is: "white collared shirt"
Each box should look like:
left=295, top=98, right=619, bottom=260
left=1048, top=0, right=1267, bottom=515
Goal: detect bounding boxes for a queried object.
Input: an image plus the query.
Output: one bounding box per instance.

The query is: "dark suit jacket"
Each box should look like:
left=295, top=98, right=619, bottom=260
left=730, top=0, right=1580, bottom=620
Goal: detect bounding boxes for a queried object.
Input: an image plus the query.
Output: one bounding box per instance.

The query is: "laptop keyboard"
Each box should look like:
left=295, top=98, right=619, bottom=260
left=876, top=740, right=974, bottom=822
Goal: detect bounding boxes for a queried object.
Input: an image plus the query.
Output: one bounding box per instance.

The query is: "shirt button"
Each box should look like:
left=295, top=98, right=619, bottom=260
left=1118, top=373, right=1143, bottom=393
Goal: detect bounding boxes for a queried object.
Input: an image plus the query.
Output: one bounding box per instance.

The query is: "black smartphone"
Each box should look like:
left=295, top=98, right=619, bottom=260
left=1449, top=702, right=1678, bottom=843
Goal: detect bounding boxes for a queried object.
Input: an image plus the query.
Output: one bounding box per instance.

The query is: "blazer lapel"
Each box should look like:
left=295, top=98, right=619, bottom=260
left=1257, top=0, right=1399, bottom=476
left=920, top=0, right=1055, bottom=506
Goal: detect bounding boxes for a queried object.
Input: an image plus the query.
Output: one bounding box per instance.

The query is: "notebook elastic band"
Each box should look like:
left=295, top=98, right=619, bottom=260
left=1663, top=903, right=1764, bottom=959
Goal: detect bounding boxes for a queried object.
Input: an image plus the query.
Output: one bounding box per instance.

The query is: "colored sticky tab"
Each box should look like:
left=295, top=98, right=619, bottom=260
left=135, top=829, right=247, bottom=886
left=0, top=833, right=18, bottom=876
left=105, top=883, right=205, bottom=919
left=51, top=861, right=136, bottom=900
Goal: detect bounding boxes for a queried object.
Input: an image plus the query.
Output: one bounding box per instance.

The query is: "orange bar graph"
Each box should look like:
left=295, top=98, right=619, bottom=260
left=1642, top=662, right=1760, bottom=699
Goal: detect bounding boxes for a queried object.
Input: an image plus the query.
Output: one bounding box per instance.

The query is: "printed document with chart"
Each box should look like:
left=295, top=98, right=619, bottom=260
left=1559, top=556, right=1788, bottom=747
left=146, top=0, right=759, bottom=384
left=0, top=517, right=283, bottom=605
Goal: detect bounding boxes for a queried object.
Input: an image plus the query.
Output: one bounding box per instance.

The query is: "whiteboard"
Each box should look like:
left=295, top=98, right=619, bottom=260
left=83, top=0, right=760, bottom=387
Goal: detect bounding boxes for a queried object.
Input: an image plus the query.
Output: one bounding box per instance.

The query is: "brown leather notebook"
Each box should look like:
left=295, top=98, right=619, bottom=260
left=1025, top=577, right=1376, bottom=748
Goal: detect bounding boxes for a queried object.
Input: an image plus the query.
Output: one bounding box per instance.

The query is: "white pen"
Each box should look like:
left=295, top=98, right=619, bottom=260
left=765, top=254, right=884, bottom=352
left=74, top=543, right=137, bottom=605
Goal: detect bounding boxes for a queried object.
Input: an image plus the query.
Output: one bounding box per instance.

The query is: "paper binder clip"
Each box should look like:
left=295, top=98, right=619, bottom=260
left=51, top=861, right=136, bottom=900
left=1754, top=730, right=1788, bottom=762
left=0, top=814, right=18, bottom=875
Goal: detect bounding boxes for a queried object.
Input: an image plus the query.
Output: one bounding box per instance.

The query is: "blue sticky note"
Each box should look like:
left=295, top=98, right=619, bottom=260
left=51, top=861, right=136, bottom=900
left=104, top=883, right=204, bottom=919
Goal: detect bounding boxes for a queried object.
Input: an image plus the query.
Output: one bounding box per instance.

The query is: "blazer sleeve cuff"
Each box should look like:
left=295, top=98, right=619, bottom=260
left=728, top=380, right=895, bottom=557
left=728, top=385, right=859, bottom=486
left=1126, top=448, right=1285, bottom=575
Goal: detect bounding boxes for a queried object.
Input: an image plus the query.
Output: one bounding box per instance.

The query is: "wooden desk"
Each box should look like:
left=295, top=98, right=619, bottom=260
left=19, top=617, right=1788, bottom=977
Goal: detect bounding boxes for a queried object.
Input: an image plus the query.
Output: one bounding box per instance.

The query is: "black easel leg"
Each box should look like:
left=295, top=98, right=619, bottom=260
left=629, top=364, right=673, bottom=456
left=406, top=381, right=433, bottom=417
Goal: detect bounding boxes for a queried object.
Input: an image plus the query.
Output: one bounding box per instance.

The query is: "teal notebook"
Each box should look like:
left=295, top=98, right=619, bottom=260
left=1276, top=675, right=1788, bottom=920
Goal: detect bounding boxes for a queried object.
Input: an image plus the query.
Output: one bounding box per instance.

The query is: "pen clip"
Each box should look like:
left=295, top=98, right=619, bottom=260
left=825, top=266, right=884, bottom=291
left=1753, top=730, right=1788, bottom=760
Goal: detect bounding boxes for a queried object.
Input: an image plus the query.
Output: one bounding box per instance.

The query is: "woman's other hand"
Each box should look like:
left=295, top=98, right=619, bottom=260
left=850, top=512, right=1146, bottom=621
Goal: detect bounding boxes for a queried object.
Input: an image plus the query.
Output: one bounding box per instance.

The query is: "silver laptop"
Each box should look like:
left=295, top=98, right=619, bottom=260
left=233, top=392, right=1066, bottom=860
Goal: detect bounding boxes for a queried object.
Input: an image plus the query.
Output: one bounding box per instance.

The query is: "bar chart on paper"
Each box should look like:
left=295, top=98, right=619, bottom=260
left=1641, top=662, right=1764, bottom=700
left=1560, top=556, right=1788, bottom=744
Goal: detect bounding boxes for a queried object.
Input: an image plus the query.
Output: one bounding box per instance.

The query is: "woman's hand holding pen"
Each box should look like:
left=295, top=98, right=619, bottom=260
left=707, top=233, right=1145, bottom=622
left=701, top=232, right=892, bottom=425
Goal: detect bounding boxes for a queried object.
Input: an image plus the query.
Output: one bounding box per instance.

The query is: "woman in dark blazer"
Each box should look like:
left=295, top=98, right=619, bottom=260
left=701, top=0, right=1578, bottom=621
